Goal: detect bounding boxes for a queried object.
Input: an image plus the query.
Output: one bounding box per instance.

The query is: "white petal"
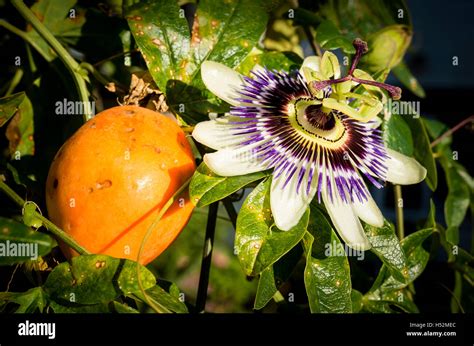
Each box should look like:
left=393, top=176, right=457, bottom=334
left=299, top=56, right=321, bottom=75
left=322, top=192, right=372, bottom=251
left=351, top=194, right=384, bottom=228
left=270, top=167, right=316, bottom=231
left=201, top=61, right=244, bottom=106
left=385, top=148, right=427, bottom=185
left=192, top=118, right=244, bottom=150
left=203, top=146, right=268, bottom=177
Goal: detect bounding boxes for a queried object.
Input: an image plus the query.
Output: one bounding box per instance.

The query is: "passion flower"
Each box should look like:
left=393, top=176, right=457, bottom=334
left=193, top=39, right=426, bottom=250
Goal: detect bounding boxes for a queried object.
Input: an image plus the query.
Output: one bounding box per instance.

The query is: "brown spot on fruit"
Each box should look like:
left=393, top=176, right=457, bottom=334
left=96, top=180, right=112, bottom=190
left=53, top=179, right=58, bottom=189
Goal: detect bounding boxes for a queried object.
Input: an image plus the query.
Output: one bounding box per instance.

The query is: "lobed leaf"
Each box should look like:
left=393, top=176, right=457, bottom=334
left=0, top=287, right=47, bottom=313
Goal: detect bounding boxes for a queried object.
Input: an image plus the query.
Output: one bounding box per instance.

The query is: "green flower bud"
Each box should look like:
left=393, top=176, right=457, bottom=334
left=362, top=25, right=412, bottom=71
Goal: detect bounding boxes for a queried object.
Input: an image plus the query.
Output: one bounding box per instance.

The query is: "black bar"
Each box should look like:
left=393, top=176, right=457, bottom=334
left=0, top=314, right=473, bottom=345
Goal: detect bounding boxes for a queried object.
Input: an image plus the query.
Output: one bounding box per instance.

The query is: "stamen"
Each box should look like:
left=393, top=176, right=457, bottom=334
left=348, top=38, right=368, bottom=75
left=351, top=77, right=402, bottom=100
left=310, top=38, right=402, bottom=100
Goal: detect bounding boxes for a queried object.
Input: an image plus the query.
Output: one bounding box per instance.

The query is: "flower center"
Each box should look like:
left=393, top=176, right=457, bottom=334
left=304, top=105, right=336, bottom=131
left=287, top=97, right=346, bottom=146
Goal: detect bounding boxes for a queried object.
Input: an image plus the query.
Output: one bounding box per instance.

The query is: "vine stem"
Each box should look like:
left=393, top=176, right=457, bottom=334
left=135, top=177, right=192, bottom=314
left=11, top=0, right=93, bottom=122
left=195, top=202, right=218, bottom=313
left=303, top=26, right=322, bottom=56
left=4, top=68, right=24, bottom=97
left=430, top=115, right=474, bottom=148
left=222, top=198, right=237, bottom=229
left=393, top=184, right=404, bottom=239
left=0, top=179, right=89, bottom=255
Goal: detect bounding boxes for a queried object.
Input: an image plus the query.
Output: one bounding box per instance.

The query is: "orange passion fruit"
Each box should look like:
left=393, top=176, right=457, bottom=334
left=45, top=105, right=196, bottom=264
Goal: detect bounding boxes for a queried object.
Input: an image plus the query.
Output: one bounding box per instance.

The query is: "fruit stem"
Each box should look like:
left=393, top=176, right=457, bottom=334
left=136, top=177, right=192, bottom=313
left=11, top=0, right=93, bottom=122
left=0, top=179, right=90, bottom=255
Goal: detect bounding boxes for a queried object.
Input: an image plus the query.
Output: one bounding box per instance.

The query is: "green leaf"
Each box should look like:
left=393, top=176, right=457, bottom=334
left=371, top=228, right=433, bottom=293
left=399, top=228, right=433, bottom=283
left=404, top=115, right=437, bottom=191
left=128, top=0, right=269, bottom=123
left=169, top=0, right=269, bottom=123
left=48, top=300, right=112, bottom=313
left=236, top=51, right=303, bottom=76
left=439, top=156, right=471, bottom=245
left=113, top=301, right=140, bottom=313
left=363, top=229, right=432, bottom=313
left=133, top=285, right=188, bottom=313
left=254, top=244, right=302, bottom=310
left=191, top=0, right=268, bottom=68
left=0, top=217, right=56, bottom=265
left=364, top=220, right=408, bottom=283
left=0, top=92, right=25, bottom=127
left=190, top=163, right=269, bottom=207
left=299, top=0, right=411, bottom=40
left=44, top=255, right=156, bottom=305
left=316, top=20, right=356, bottom=54
left=5, top=93, right=35, bottom=157
left=423, top=118, right=472, bottom=246
left=235, top=178, right=309, bottom=276
left=392, top=61, right=426, bottom=98
left=383, top=114, right=414, bottom=156
left=302, top=205, right=352, bottom=313
left=25, top=0, right=86, bottom=62
left=363, top=288, right=418, bottom=313
left=127, top=0, right=192, bottom=92
left=49, top=300, right=140, bottom=313
left=0, top=287, right=47, bottom=313
left=351, top=289, right=364, bottom=313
